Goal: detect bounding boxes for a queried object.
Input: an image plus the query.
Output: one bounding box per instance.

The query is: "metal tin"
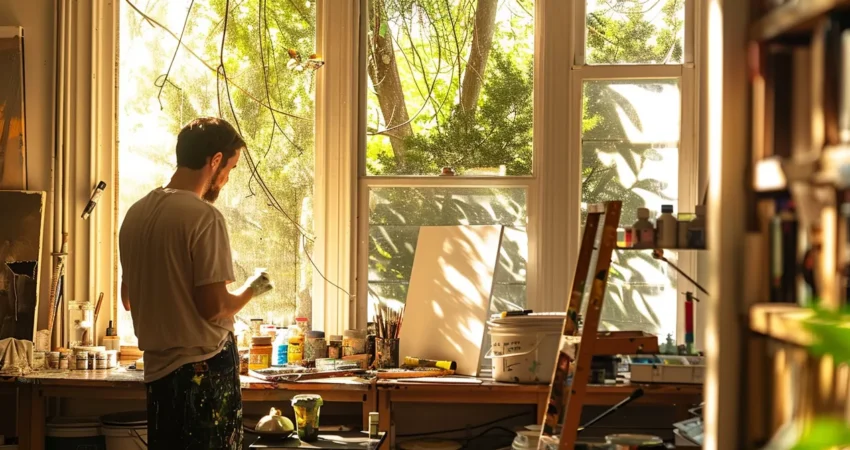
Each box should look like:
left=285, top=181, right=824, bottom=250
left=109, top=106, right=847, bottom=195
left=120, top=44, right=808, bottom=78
left=32, top=351, right=46, bottom=370
left=47, top=351, right=60, bottom=369
left=95, top=351, right=108, bottom=369
left=76, top=351, right=90, bottom=370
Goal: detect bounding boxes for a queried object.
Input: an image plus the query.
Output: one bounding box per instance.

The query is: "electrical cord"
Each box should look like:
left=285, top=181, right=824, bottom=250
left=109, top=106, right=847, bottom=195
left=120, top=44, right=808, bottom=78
left=395, top=410, right=532, bottom=438
left=462, top=425, right=517, bottom=449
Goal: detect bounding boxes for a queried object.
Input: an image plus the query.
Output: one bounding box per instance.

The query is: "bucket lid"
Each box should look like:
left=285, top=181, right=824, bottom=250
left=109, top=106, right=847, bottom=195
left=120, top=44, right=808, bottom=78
left=47, top=416, right=100, bottom=428
left=101, top=411, right=147, bottom=426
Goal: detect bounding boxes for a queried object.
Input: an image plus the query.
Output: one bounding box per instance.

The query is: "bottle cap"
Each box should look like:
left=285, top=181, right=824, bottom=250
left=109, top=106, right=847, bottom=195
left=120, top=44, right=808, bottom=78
left=695, top=204, right=706, bottom=215
left=637, top=207, right=649, bottom=219
left=661, top=204, right=674, bottom=213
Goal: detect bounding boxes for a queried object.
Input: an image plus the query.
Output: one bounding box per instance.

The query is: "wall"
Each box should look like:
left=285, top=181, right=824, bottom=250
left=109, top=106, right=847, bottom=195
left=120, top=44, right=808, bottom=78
left=0, top=0, right=54, bottom=439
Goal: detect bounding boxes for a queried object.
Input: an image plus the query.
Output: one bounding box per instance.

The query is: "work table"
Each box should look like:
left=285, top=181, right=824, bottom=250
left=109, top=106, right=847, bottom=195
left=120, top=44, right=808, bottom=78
left=6, top=370, right=702, bottom=450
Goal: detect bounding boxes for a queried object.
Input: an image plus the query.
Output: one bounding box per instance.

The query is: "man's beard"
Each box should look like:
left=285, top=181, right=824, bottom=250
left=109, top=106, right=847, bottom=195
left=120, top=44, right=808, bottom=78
left=203, top=166, right=224, bottom=203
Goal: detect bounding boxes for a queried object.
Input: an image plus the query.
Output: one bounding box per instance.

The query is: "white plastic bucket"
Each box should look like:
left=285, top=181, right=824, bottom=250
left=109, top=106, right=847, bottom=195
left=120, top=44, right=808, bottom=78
left=46, top=417, right=101, bottom=438
left=486, top=322, right=561, bottom=384
left=101, top=412, right=147, bottom=450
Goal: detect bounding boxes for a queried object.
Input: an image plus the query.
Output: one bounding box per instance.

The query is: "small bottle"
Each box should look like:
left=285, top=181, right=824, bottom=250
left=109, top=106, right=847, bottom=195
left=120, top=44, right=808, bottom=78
left=369, top=412, right=379, bottom=439
left=656, top=204, right=678, bottom=248
left=328, top=335, right=343, bottom=359
left=288, top=326, right=304, bottom=364
left=632, top=208, right=655, bottom=248
left=273, top=327, right=289, bottom=366
left=687, top=205, right=707, bottom=249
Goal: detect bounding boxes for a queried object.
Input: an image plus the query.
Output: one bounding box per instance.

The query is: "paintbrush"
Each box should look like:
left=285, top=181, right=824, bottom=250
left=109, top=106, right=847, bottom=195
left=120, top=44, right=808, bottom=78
left=82, top=292, right=104, bottom=345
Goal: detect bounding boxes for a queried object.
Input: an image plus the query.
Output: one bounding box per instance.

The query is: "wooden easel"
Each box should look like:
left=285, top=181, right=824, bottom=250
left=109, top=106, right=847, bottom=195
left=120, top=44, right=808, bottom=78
left=540, top=201, right=659, bottom=449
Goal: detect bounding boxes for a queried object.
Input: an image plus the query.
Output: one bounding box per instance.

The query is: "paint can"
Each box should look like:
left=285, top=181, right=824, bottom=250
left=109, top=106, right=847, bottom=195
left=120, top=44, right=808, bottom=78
left=59, top=351, right=70, bottom=370
left=47, top=352, right=60, bottom=370
left=486, top=314, right=563, bottom=384
left=76, top=351, right=90, bottom=370
left=95, top=351, right=108, bottom=369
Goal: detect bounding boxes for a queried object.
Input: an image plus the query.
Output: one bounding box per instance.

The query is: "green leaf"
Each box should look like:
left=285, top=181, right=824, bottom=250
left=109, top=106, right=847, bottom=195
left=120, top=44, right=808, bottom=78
left=791, top=417, right=850, bottom=450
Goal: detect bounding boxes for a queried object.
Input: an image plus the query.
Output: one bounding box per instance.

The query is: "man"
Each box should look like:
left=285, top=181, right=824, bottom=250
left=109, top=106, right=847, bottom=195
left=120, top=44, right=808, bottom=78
left=119, top=117, right=273, bottom=449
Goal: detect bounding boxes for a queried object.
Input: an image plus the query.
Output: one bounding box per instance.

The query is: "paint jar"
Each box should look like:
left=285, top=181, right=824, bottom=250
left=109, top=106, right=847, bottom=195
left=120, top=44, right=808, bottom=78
left=76, top=351, right=90, bottom=370
left=304, top=331, right=327, bottom=362
left=342, top=330, right=366, bottom=357
left=291, top=394, right=323, bottom=442
left=249, top=336, right=273, bottom=370
left=95, top=351, right=108, bottom=369
left=106, top=350, right=118, bottom=369
left=32, top=351, right=46, bottom=370
left=47, top=351, right=60, bottom=370
left=288, top=329, right=304, bottom=364
left=375, top=338, right=400, bottom=369
left=59, top=351, right=71, bottom=370
left=656, top=204, right=678, bottom=248
left=327, top=335, right=343, bottom=360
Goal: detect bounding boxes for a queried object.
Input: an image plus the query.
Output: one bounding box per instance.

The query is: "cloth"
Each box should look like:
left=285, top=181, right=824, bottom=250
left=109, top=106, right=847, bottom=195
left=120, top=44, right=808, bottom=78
left=119, top=188, right=236, bottom=382
left=146, top=337, right=242, bottom=449
left=0, top=337, right=33, bottom=376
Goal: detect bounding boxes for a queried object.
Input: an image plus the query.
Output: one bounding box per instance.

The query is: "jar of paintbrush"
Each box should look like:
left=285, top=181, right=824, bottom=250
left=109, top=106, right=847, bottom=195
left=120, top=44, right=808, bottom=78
left=375, top=304, right=405, bottom=369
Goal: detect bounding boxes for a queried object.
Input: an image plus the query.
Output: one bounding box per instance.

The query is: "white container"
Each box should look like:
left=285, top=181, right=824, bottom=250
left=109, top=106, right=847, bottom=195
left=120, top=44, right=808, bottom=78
left=46, top=416, right=101, bottom=438
left=486, top=315, right=562, bottom=384
left=101, top=411, right=147, bottom=450
left=632, top=208, right=655, bottom=248
left=512, top=429, right=540, bottom=449
left=656, top=204, right=678, bottom=248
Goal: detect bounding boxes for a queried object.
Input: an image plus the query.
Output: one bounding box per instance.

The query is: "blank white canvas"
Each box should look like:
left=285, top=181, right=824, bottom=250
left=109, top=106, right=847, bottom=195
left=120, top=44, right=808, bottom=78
left=399, top=225, right=504, bottom=376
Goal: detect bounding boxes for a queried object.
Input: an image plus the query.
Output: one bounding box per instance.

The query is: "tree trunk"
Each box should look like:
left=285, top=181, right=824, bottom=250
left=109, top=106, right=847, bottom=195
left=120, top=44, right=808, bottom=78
left=460, top=0, right=498, bottom=112
left=368, top=0, right=413, bottom=169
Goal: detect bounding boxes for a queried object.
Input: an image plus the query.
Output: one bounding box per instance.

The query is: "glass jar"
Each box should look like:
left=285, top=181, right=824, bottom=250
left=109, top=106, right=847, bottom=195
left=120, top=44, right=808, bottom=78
left=342, top=330, right=366, bottom=356
left=327, top=335, right=343, bottom=359
left=69, top=301, right=94, bottom=347
left=249, top=336, right=273, bottom=370
left=304, top=331, right=327, bottom=362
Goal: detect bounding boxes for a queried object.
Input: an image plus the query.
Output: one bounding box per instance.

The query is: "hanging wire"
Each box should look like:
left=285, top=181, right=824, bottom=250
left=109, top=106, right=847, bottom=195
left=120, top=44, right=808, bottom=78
left=216, top=0, right=352, bottom=299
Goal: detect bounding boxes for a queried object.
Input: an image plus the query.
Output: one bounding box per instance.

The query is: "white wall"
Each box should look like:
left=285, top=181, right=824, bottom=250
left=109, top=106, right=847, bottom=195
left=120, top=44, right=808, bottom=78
left=0, top=0, right=56, bottom=329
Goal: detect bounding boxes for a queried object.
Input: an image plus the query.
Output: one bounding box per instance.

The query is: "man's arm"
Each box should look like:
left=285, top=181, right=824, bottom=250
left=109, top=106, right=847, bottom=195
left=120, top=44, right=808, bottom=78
left=193, top=282, right=255, bottom=321
left=121, top=280, right=131, bottom=311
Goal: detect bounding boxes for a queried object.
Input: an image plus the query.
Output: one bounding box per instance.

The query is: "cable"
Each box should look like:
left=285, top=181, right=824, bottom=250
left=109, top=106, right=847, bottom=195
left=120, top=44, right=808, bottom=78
left=396, top=410, right=532, bottom=438
left=462, top=425, right=516, bottom=448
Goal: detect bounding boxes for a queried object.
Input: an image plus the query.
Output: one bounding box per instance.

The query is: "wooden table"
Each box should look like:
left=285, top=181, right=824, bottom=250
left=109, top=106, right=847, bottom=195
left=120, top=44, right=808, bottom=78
left=375, top=380, right=703, bottom=449
left=250, top=431, right=386, bottom=449
left=15, top=369, right=375, bottom=450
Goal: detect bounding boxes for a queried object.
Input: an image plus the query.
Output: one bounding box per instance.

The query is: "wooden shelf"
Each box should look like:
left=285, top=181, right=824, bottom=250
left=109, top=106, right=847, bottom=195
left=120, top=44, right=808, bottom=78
left=615, top=247, right=706, bottom=251
left=749, top=303, right=813, bottom=346
left=750, top=0, right=850, bottom=42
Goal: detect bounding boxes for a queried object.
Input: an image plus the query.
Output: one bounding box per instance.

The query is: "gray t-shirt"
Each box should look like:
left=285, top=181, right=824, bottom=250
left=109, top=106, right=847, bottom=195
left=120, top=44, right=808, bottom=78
left=119, top=188, right=236, bottom=383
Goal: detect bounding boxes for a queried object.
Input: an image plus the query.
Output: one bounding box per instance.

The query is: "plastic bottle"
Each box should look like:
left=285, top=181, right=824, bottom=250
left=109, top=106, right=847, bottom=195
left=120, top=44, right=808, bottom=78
left=687, top=205, right=706, bottom=249
left=656, top=204, right=678, bottom=248
left=273, top=327, right=288, bottom=366
left=632, top=208, right=655, bottom=249
left=288, top=324, right=305, bottom=364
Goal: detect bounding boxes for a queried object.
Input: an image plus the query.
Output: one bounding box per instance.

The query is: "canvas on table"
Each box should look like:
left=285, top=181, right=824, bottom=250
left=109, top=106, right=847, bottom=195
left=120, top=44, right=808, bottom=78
left=398, top=225, right=504, bottom=376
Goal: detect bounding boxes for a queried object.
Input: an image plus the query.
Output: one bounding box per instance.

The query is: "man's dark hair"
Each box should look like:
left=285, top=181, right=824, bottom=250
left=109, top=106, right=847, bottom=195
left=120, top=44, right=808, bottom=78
left=175, top=117, right=246, bottom=170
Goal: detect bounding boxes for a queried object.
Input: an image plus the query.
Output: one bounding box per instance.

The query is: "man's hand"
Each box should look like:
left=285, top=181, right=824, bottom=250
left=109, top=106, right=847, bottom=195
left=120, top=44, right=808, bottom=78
left=247, top=269, right=274, bottom=297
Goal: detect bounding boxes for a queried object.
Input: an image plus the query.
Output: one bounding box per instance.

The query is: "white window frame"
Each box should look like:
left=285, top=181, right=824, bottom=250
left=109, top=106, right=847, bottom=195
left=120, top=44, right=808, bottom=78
left=60, top=0, right=355, bottom=341
left=61, top=0, right=701, bottom=344
left=571, top=0, right=701, bottom=343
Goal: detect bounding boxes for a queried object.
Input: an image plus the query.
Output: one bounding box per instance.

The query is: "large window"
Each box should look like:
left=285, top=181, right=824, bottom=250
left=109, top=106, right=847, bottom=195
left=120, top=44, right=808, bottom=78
left=578, top=0, right=696, bottom=341
left=117, top=0, right=316, bottom=344
left=361, top=0, right=535, bottom=319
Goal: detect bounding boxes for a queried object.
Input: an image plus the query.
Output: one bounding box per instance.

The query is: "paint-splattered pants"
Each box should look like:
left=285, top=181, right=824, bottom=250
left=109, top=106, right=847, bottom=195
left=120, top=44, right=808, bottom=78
left=146, top=338, right=243, bottom=449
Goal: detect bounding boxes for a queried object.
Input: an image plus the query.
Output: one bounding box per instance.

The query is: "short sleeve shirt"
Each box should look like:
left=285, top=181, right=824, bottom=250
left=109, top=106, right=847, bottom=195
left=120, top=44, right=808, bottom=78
left=119, top=188, right=236, bottom=382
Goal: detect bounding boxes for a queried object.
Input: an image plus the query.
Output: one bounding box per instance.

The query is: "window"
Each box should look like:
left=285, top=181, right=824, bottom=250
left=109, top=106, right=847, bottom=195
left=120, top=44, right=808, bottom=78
left=117, top=0, right=317, bottom=344
left=360, top=0, right=535, bottom=321
left=577, top=0, right=697, bottom=342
